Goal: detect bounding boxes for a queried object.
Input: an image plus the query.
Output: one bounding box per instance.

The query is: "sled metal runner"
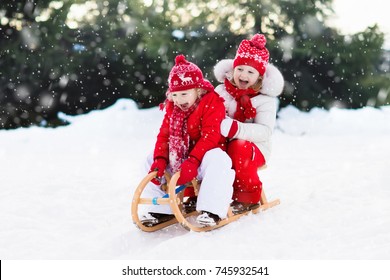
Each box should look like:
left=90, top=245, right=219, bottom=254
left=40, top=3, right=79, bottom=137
left=132, top=171, right=280, bottom=232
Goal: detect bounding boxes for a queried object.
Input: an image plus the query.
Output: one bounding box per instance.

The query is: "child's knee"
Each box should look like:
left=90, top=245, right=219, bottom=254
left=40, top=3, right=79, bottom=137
left=202, top=148, right=232, bottom=169
left=227, top=140, right=252, bottom=157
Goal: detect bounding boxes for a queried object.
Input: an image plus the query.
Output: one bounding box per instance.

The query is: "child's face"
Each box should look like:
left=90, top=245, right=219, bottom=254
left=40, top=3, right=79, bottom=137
left=233, top=65, right=260, bottom=90
left=171, top=88, right=198, bottom=111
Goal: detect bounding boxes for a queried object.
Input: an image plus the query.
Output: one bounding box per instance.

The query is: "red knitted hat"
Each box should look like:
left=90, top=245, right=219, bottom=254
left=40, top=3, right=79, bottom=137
left=168, top=54, right=214, bottom=93
left=233, top=34, right=269, bottom=76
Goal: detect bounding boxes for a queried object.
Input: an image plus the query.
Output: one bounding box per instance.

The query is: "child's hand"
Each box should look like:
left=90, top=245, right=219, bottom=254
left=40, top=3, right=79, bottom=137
left=177, top=157, right=200, bottom=185
left=221, top=118, right=239, bottom=138
left=149, top=158, right=167, bottom=185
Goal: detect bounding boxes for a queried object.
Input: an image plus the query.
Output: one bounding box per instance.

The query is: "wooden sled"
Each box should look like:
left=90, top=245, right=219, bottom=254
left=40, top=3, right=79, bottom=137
left=132, top=170, right=280, bottom=232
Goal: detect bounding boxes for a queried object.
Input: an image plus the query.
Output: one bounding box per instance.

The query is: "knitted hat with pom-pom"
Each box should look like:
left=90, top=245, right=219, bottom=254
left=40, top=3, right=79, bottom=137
left=233, top=34, right=269, bottom=76
left=168, top=54, right=214, bottom=93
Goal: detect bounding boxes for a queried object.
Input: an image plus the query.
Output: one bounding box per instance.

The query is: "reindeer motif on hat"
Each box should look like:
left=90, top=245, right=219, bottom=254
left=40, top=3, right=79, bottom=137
left=178, top=73, right=194, bottom=85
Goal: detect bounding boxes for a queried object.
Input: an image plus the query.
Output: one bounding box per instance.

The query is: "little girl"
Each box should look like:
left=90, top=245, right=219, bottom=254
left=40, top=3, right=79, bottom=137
left=213, top=34, right=284, bottom=214
left=141, top=55, right=234, bottom=227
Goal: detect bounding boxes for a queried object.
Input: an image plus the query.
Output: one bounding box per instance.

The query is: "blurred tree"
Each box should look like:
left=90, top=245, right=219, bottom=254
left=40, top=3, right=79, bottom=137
left=140, top=0, right=389, bottom=109
left=279, top=24, right=389, bottom=109
left=1, top=0, right=389, bottom=129
left=1, top=0, right=79, bottom=128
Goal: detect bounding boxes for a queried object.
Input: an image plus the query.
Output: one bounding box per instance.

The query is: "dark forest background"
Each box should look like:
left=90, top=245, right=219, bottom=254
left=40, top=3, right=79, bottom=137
left=1, top=0, right=389, bottom=129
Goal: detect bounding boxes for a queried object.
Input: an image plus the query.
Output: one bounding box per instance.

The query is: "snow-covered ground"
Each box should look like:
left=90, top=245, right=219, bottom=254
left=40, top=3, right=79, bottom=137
left=1, top=99, right=390, bottom=260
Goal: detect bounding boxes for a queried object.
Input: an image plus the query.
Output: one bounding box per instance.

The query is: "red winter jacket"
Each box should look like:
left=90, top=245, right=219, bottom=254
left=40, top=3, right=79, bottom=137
left=153, top=91, right=226, bottom=163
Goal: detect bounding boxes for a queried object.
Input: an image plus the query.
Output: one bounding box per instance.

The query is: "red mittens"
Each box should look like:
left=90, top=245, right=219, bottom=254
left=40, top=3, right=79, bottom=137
left=149, top=157, right=167, bottom=185
left=150, top=157, right=200, bottom=186
left=220, top=118, right=239, bottom=139
left=177, top=157, right=200, bottom=185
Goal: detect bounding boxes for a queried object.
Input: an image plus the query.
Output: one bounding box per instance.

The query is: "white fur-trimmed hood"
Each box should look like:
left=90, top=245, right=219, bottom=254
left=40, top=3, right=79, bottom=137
left=213, top=59, right=284, bottom=97
left=214, top=59, right=235, bottom=83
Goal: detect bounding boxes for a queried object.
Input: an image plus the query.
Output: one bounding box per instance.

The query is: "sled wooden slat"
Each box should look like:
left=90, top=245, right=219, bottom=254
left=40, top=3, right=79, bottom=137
left=138, top=198, right=170, bottom=205
left=135, top=216, right=178, bottom=232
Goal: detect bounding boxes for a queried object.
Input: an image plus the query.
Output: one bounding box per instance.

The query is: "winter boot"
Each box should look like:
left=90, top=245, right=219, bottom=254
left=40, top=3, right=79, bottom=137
left=231, top=201, right=260, bottom=215
left=196, top=211, right=221, bottom=227
left=183, top=196, right=197, bottom=214
left=140, top=212, right=175, bottom=227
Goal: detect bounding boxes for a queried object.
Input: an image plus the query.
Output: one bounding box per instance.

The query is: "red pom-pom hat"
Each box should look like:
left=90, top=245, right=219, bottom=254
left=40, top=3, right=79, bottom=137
left=233, top=34, right=269, bottom=76
left=167, top=54, right=214, bottom=93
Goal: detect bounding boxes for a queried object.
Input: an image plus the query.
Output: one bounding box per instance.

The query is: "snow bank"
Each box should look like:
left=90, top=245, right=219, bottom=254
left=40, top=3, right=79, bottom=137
left=1, top=99, right=389, bottom=259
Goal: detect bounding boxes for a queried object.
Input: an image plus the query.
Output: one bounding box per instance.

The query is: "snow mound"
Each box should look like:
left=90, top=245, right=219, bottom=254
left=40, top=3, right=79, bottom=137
left=1, top=100, right=390, bottom=259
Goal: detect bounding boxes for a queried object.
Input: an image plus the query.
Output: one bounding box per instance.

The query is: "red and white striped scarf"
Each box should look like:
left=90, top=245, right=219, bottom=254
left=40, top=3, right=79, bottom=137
left=168, top=100, right=199, bottom=173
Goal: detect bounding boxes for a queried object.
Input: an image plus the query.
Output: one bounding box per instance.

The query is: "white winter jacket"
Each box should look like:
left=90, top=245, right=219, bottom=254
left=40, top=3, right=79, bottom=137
left=213, top=59, right=284, bottom=162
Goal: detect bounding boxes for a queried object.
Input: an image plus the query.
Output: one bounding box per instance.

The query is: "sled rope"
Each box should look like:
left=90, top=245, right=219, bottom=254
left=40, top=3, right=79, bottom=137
left=152, top=185, right=186, bottom=205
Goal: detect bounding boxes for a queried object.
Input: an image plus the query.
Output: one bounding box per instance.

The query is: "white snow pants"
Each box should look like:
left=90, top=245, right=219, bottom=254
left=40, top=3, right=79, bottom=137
left=141, top=148, right=235, bottom=218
